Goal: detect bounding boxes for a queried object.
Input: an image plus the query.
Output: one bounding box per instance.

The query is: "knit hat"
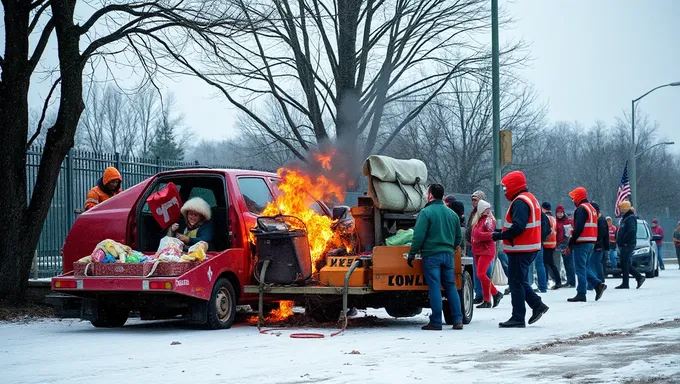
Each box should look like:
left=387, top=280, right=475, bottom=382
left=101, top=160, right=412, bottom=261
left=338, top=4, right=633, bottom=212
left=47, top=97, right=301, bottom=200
left=501, top=171, right=527, bottom=200
left=618, top=200, right=632, bottom=211
left=568, top=187, right=588, bottom=204
left=652, top=219, right=658, bottom=224
left=541, top=202, right=551, bottom=211
left=471, top=200, right=492, bottom=227
left=471, top=190, right=486, bottom=201
left=556, top=205, right=565, bottom=213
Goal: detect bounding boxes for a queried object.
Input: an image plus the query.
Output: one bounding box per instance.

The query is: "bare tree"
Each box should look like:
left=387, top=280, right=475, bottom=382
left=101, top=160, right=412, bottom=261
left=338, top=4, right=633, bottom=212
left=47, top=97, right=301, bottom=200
left=134, top=87, right=160, bottom=157
left=0, top=0, right=246, bottom=303
left=188, top=0, right=520, bottom=165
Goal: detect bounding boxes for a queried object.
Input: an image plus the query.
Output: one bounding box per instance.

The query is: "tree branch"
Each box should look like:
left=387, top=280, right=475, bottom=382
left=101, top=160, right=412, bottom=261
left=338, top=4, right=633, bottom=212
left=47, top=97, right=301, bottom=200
left=28, top=18, right=55, bottom=73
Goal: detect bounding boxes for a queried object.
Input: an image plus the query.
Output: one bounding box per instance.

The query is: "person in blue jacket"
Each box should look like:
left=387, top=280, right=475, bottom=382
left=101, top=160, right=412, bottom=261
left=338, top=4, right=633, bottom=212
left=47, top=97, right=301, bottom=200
left=169, top=197, right=214, bottom=247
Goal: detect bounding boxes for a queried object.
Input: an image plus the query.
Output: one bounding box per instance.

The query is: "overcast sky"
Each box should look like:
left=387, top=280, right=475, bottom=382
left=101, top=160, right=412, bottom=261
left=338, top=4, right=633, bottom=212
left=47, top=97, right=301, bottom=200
left=5, top=1, right=679, bottom=152
left=163, top=0, right=679, bottom=151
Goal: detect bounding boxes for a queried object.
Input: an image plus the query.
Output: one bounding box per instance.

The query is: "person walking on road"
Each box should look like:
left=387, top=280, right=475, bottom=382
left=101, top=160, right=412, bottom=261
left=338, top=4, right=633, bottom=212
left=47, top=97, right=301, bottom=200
left=470, top=200, right=504, bottom=308
left=606, top=216, right=618, bottom=269
left=651, top=219, right=665, bottom=270
left=566, top=187, right=607, bottom=302
left=408, top=184, right=464, bottom=330
left=615, top=201, right=646, bottom=289
left=588, top=202, right=609, bottom=288
left=492, top=171, right=549, bottom=328
left=556, top=205, right=576, bottom=287
left=467, top=190, right=492, bottom=305
left=542, top=202, right=563, bottom=289
left=673, top=221, right=680, bottom=269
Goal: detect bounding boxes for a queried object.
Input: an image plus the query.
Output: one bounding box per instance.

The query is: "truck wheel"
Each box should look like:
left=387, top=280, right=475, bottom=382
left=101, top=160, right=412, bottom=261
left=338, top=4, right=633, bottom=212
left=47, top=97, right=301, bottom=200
left=458, top=271, right=473, bottom=325
left=90, top=304, right=129, bottom=328
left=305, top=299, right=342, bottom=323
left=207, top=278, right=237, bottom=330
left=385, top=304, right=422, bottom=318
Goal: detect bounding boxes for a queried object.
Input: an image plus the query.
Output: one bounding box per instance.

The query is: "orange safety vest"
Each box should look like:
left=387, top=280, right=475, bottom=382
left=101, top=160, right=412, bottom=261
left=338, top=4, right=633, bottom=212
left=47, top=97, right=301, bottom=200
left=502, top=192, right=542, bottom=253
left=608, top=225, right=617, bottom=244
left=575, top=202, right=598, bottom=243
left=543, top=215, right=557, bottom=249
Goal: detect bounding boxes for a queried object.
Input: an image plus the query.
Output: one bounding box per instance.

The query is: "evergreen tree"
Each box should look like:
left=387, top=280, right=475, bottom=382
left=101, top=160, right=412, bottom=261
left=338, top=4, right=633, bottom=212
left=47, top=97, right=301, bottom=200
left=150, top=95, right=185, bottom=161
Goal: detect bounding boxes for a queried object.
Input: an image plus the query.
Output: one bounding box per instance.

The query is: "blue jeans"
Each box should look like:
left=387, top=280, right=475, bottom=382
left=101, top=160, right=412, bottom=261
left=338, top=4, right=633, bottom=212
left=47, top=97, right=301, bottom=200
left=507, top=251, right=544, bottom=321
left=497, top=251, right=509, bottom=277
left=572, top=243, right=602, bottom=295
left=562, top=251, right=576, bottom=286
left=588, top=250, right=605, bottom=289
left=533, top=248, right=547, bottom=291
left=423, top=253, right=462, bottom=326
left=472, top=253, right=492, bottom=299
left=657, top=244, right=664, bottom=268
left=608, top=248, right=618, bottom=269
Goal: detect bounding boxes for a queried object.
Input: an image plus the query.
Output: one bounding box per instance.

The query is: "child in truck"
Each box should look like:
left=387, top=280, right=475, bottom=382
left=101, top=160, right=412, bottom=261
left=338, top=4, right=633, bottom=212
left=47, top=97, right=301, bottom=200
left=168, top=197, right=214, bottom=248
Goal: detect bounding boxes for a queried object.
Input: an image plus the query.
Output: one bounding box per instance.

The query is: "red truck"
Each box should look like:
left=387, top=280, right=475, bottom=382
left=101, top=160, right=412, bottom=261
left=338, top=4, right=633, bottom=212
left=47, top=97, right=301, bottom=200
left=49, top=168, right=329, bottom=329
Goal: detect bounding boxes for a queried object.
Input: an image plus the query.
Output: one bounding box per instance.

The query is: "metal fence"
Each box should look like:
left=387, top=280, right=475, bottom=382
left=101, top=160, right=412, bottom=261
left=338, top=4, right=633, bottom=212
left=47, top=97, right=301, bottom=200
left=27, top=147, right=271, bottom=278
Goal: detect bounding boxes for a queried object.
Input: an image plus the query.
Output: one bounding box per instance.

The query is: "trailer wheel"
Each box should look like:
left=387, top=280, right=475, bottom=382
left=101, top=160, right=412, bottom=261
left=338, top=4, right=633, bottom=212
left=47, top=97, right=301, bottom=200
left=90, top=304, right=129, bottom=328
left=385, top=304, right=423, bottom=318
left=458, top=270, right=473, bottom=325
left=207, top=278, right=237, bottom=330
left=305, top=299, right=342, bottom=323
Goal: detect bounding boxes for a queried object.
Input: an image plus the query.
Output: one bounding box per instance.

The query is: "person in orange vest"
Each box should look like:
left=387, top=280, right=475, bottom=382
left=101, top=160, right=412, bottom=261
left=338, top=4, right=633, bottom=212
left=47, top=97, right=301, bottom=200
left=566, top=187, right=607, bottom=302
left=541, top=202, right=563, bottom=289
left=84, top=167, right=122, bottom=211
left=492, top=171, right=549, bottom=328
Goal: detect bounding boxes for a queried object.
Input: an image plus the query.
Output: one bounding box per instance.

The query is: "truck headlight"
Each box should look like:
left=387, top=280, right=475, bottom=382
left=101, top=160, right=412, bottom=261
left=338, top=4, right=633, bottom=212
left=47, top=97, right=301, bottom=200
left=632, top=247, right=650, bottom=256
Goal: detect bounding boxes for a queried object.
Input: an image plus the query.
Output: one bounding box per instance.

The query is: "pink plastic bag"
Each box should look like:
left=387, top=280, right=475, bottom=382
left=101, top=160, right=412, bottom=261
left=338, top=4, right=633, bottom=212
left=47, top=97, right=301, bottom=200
left=91, top=248, right=106, bottom=262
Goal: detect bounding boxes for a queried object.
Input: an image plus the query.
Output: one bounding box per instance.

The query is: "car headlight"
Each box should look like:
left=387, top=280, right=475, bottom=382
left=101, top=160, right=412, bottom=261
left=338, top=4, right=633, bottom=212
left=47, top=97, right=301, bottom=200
left=632, top=247, right=651, bottom=256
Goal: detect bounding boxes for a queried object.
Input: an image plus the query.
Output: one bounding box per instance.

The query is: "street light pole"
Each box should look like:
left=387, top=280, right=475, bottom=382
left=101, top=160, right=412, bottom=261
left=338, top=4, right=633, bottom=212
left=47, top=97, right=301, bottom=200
left=629, top=82, right=680, bottom=208
left=491, top=0, right=501, bottom=223
left=635, top=142, right=675, bottom=158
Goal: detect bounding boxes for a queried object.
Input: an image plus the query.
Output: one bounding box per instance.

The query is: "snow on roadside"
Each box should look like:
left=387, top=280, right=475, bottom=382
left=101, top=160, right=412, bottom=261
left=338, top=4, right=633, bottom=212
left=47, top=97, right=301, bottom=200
left=2, top=270, right=680, bottom=384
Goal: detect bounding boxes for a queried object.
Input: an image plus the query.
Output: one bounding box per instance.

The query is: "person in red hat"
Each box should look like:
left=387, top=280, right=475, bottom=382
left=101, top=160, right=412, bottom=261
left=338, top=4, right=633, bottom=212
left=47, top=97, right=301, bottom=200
left=566, top=187, right=607, bottom=302
left=555, top=204, right=576, bottom=287
left=492, top=171, right=549, bottom=328
left=651, top=219, right=665, bottom=270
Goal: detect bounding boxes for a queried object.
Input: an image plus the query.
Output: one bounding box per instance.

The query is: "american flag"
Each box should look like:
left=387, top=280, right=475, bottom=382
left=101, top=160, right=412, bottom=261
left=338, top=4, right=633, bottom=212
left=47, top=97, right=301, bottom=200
left=615, top=161, right=631, bottom=217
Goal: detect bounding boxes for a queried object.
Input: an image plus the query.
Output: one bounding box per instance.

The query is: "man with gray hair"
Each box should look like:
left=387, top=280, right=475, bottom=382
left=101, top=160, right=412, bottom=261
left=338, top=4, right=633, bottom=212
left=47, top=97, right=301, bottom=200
left=466, top=190, right=493, bottom=304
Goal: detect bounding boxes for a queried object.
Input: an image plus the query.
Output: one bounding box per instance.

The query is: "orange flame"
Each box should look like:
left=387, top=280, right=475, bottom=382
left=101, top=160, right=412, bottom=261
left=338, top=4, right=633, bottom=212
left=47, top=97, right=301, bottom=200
left=261, top=159, right=345, bottom=272
left=269, top=300, right=295, bottom=322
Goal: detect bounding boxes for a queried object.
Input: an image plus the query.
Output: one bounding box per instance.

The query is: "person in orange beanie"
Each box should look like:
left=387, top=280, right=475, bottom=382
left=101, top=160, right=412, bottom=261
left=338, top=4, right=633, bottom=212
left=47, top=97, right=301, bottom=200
left=566, top=187, right=606, bottom=302
left=84, top=167, right=122, bottom=211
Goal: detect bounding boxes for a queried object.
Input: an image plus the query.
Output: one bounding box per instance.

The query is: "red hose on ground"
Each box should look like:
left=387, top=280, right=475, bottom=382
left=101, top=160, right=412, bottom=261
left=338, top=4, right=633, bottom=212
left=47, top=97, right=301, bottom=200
left=258, top=315, right=348, bottom=338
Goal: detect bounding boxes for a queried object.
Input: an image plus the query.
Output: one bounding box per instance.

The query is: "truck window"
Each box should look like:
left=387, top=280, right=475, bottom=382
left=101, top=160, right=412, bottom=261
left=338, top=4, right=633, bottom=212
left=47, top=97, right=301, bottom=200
left=238, top=177, right=274, bottom=214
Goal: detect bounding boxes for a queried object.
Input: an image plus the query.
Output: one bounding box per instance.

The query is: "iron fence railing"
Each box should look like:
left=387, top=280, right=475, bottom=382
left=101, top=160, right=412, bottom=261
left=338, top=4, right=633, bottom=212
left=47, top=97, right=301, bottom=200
left=27, top=147, right=272, bottom=278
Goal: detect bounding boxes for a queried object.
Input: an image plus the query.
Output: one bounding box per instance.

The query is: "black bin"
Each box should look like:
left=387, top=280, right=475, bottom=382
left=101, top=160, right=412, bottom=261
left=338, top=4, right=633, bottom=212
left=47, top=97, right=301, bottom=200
left=253, top=216, right=312, bottom=284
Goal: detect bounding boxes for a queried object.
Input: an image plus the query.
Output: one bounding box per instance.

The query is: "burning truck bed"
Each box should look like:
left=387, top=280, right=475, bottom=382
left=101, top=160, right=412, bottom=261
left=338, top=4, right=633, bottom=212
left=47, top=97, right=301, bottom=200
left=246, top=154, right=474, bottom=327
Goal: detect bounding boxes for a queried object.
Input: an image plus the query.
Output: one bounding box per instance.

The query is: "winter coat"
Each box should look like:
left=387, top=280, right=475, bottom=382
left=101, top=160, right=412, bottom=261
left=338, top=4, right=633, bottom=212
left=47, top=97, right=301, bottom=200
left=556, top=215, right=572, bottom=247
left=168, top=218, right=214, bottom=247
left=471, top=215, right=496, bottom=258
left=84, top=167, right=122, bottom=211
left=409, top=200, right=462, bottom=258
left=617, top=211, right=637, bottom=249
left=673, top=228, right=680, bottom=249
left=541, top=212, right=551, bottom=242
left=595, top=216, right=610, bottom=252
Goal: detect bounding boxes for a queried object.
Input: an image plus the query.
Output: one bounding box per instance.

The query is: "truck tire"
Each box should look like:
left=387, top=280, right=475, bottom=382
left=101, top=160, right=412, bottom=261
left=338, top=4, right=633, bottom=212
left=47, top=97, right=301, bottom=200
left=90, top=304, right=129, bottom=328
left=443, top=270, right=473, bottom=325
left=458, top=271, right=473, bottom=325
left=305, top=299, right=342, bottom=323
left=385, top=304, right=422, bottom=318
left=206, top=278, right=237, bottom=330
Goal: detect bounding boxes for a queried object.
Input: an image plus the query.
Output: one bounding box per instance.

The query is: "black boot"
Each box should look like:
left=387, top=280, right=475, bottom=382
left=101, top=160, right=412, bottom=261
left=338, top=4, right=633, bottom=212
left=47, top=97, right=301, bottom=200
left=528, top=304, right=549, bottom=325
left=615, top=284, right=629, bottom=289
left=636, top=276, right=646, bottom=289
left=499, top=318, right=526, bottom=328
left=473, top=297, right=484, bottom=305
left=551, top=284, right=562, bottom=290
left=493, top=292, right=504, bottom=308
left=476, top=301, right=492, bottom=309
left=504, top=288, right=511, bottom=295
left=595, top=283, right=607, bottom=301
left=567, top=294, right=587, bottom=302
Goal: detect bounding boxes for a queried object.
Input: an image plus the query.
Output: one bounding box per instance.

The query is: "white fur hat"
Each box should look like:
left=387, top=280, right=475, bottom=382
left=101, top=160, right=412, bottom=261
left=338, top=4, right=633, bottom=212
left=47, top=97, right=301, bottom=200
left=181, top=197, right=211, bottom=221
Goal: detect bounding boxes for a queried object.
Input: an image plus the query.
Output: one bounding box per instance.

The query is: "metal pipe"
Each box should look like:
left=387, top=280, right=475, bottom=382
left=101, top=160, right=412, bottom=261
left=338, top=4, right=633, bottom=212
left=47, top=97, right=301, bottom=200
left=491, top=0, right=502, bottom=224
left=257, top=260, right=270, bottom=329
left=343, top=260, right=361, bottom=318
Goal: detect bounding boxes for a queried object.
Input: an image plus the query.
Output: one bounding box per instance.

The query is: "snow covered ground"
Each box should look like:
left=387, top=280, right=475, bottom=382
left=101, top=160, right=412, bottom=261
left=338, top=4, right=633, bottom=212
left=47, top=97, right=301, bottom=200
left=4, top=270, right=680, bottom=384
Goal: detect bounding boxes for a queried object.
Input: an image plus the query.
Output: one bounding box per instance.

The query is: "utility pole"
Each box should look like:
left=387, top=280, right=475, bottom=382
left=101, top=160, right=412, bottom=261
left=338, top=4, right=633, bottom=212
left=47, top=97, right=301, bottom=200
left=491, top=0, right=501, bottom=223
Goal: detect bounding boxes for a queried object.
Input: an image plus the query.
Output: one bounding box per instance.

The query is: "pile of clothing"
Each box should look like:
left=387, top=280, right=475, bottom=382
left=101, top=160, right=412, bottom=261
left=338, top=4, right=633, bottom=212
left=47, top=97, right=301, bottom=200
left=77, top=238, right=208, bottom=264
